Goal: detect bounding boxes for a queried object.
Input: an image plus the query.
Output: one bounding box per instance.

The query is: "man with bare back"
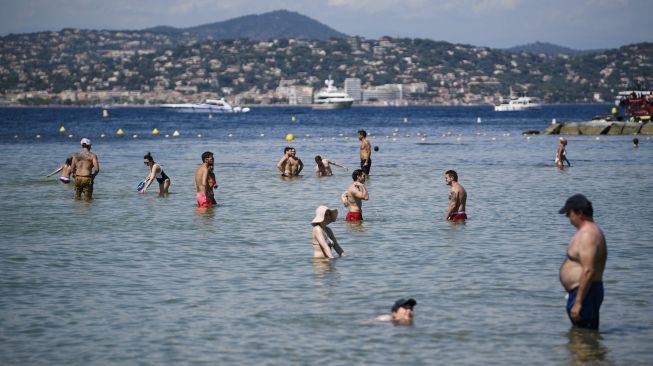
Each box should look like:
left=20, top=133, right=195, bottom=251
left=70, top=138, right=99, bottom=200
left=559, top=194, right=607, bottom=329
left=444, top=170, right=466, bottom=221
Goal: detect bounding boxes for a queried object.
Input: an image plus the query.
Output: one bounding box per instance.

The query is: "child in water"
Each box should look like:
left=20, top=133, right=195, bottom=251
left=47, top=156, right=73, bottom=183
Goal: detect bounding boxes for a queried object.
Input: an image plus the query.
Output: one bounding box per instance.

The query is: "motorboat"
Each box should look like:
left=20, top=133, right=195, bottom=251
left=494, top=89, right=540, bottom=111
left=160, top=98, right=250, bottom=113
left=313, top=77, right=354, bottom=109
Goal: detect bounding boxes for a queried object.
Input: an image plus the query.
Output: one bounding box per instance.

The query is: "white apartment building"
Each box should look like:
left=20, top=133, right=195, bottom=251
left=344, top=78, right=362, bottom=103
left=288, top=86, right=314, bottom=105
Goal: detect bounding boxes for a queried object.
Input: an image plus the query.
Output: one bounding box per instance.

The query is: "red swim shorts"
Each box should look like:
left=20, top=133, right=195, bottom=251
left=196, top=192, right=213, bottom=208
left=346, top=211, right=363, bottom=222
left=448, top=212, right=467, bottom=221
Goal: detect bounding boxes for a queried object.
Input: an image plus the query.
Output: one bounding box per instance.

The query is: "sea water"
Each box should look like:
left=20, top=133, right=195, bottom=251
left=0, top=105, right=652, bottom=365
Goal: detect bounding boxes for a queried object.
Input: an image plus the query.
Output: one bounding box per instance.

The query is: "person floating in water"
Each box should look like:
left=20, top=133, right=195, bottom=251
left=632, top=138, right=639, bottom=148
left=559, top=194, right=607, bottom=330
left=47, top=156, right=73, bottom=184
left=374, top=298, right=417, bottom=325
left=141, top=152, right=170, bottom=194
left=341, top=169, right=369, bottom=222
left=444, top=169, right=467, bottom=221
left=358, top=130, right=372, bottom=178
left=195, top=151, right=215, bottom=208
left=315, top=155, right=348, bottom=177
left=311, top=206, right=346, bottom=259
left=277, top=147, right=303, bottom=177
left=71, top=138, right=99, bottom=200
left=556, top=138, right=571, bottom=168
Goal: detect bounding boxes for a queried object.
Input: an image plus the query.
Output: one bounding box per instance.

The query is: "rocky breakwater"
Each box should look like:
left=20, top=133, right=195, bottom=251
left=542, top=120, right=653, bottom=135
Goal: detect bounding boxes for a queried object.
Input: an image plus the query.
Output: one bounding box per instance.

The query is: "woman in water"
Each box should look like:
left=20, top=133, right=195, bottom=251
left=47, top=156, right=73, bottom=183
left=311, top=206, right=346, bottom=259
left=142, top=152, right=170, bottom=194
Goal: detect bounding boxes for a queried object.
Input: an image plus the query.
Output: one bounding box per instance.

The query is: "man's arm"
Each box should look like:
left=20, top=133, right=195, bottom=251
left=297, top=158, right=304, bottom=174
left=350, top=183, right=368, bottom=200
left=277, top=156, right=287, bottom=173
left=444, top=191, right=457, bottom=220
left=329, top=160, right=348, bottom=170
left=92, top=154, right=100, bottom=178
left=325, top=227, right=346, bottom=257
left=570, top=230, right=599, bottom=321
left=47, top=165, right=63, bottom=177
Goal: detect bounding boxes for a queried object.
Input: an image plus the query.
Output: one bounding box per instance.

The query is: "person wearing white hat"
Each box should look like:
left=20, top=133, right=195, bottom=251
left=311, top=206, right=346, bottom=258
left=71, top=137, right=99, bottom=200
left=555, top=137, right=571, bottom=168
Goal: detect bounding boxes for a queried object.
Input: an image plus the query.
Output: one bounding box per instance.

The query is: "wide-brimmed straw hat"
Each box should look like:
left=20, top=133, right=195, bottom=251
left=312, top=205, right=338, bottom=224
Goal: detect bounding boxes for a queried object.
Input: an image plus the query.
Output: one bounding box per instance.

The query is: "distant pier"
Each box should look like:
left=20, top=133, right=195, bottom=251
left=541, top=121, right=653, bottom=135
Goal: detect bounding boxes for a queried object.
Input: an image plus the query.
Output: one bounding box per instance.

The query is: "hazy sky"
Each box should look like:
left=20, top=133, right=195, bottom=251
left=0, top=0, right=649, bottom=49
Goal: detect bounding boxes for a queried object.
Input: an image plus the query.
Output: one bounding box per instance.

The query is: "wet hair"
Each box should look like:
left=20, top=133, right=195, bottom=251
left=143, top=152, right=154, bottom=162
left=352, top=169, right=364, bottom=181
left=284, top=146, right=292, bottom=153
left=315, top=155, right=322, bottom=164
left=445, top=170, right=458, bottom=181
left=201, top=151, right=213, bottom=162
left=357, top=130, right=367, bottom=137
left=65, top=156, right=73, bottom=165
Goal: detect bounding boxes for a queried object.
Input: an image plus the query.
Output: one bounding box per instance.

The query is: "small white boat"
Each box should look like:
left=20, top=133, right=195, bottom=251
left=313, top=78, right=354, bottom=110
left=161, top=98, right=250, bottom=113
left=494, top=89, right=540, bottom=112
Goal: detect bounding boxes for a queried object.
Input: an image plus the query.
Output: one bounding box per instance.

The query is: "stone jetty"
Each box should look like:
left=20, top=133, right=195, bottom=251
left=542, top=121, right=653, bottom=135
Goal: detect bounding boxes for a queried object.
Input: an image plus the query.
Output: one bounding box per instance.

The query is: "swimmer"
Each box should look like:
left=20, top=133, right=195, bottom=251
left=315, top=155, right=348, bottom=176
left=358, top=130, right=372, bottom=177
left=444, top=170, right=467, bottom=221
left=374, top=298, right=417, bottom=325
left=141, top=152, right=170, bottom=194
left=556, top=138, right=571, bottom=168
left=195, top=151, right=215, bottom=208
left=633, top=138, right=639, bottom=148
left=71, top=138, right=99, bottom=200
left=47, top=156, right=73, bottom=184
left=311, top=206, right=346, bottom=258
left=559, top=194, right=607, bottom=329
left=277, top=146, right=303, bottom=177
left=341, top=169, right=368, bottom=222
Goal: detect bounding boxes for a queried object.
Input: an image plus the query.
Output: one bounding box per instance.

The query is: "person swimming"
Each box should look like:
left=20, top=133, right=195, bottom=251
left=47, top=156, right=73, bottom=183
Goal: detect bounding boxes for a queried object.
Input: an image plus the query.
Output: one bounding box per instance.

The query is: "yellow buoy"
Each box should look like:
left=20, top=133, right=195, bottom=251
left=102, top=109, right=109, bottom=118
left=285, top=133, right=295, bottom=142
left=152, top=128, right=159, bottom=136
left=172, top=130, right=180, bottom=138
left=116, top=128, right=124, bottom=136
left=59, top=126, right=66, bottom=133
left=611, top=107, right=617, bottom=114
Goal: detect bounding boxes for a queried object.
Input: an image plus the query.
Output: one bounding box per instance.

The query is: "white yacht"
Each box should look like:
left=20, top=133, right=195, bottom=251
left=161, top=98, right=250, bottom=113
left=494, top=89, right=540, bottom=111
left=313, top=78, right=354, bottom=109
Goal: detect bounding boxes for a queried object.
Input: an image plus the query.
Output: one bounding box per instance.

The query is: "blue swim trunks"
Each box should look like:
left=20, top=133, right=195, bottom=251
left=566, top=281, right=604, bottom=329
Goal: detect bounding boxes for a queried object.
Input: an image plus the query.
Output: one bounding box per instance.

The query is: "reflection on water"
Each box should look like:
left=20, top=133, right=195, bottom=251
left=311, top=258, right=337, bottom=275
left=566, top=328, right=610, bottom=365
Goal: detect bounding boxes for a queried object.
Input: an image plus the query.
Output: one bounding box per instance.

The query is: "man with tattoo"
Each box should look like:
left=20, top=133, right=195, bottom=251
left=277, top=147, right=303, bottom=177
left=70, top=138, right=100, bottom=200
left=559, top=194, right=607, bottom=329
left=444, top=170, right=467, bottom=221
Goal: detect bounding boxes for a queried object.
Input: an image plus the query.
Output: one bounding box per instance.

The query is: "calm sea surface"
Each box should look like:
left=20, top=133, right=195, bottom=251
left=1, top=105, right=652, bottom=365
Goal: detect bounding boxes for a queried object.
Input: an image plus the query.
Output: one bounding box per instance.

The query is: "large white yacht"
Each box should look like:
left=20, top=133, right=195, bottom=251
left=494, top=89, right=540, bottom=112
left=313, top=78, right=354, bottom=109
left=161, top=98, right=250, bottom=113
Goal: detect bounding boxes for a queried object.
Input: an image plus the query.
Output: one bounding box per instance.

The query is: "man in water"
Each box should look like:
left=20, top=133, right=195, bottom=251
left=195, top=151, right=215, bottom=208
left=341, top=169, right=369, bottom=221
left=358, top=130, right=372, bottom=177
left=375, top=298, right=417, bottom=325
left=556, top=138, right=571, bottom=168
left=559, top=194, right=607, bottom=330
left=277, top=147, right=303, bottom=177
left=315, top=155, right=348, bottom=176
left=70, top=138, right=99, bottom=200
left=444, top=170, right=467, bottom=221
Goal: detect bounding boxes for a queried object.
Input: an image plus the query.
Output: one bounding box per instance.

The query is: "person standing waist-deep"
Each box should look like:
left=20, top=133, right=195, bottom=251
left=358, top=130, right=371, bottom=177
left=71, top=138, right=99, bottom=200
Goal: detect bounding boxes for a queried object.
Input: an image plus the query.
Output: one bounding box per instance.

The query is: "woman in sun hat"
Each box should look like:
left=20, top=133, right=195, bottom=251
left=311, top=205, right=346, bottom=258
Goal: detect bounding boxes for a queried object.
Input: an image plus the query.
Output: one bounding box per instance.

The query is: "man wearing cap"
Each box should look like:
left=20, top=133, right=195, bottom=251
left=375, top=298, right=417, bottom=325
left=71, top=138, right=100, bottom=200
left=559, top=194, right=607, bottom=329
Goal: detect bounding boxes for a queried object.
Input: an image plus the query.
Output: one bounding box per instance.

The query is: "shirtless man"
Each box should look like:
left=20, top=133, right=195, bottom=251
left=444, top=170, right=467, bottom=221
left=558, top=194, right=607, bottom=329
left=70, top=138, right=99, bottom=200
left=315, top=155, right=348, bottom=177
left=374, top=298, right=417, bottom=325
left=277, top=147, right=303, bottom=177
left=358, top=130, right=372, bottom=177
left=341, top=169, right=369, bottom=222
left=195, top=151, right=216, bottom=208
